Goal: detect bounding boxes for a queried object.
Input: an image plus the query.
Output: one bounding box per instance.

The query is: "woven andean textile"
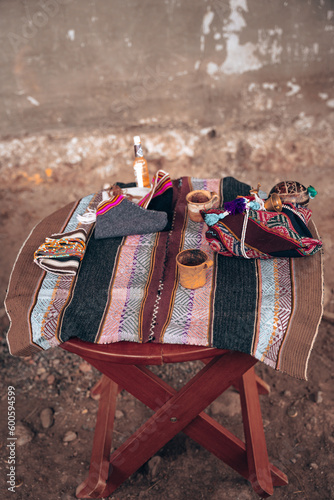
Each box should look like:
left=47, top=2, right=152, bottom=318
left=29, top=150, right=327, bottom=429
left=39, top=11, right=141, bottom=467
left=5, top=177, right=323, bottom=379
left=203, top=204, right=322, bottom=259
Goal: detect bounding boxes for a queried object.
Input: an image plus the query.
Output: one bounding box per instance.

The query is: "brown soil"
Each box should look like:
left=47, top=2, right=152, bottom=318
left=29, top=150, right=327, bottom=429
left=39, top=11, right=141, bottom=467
left=1, top=313, right=334, bottom=500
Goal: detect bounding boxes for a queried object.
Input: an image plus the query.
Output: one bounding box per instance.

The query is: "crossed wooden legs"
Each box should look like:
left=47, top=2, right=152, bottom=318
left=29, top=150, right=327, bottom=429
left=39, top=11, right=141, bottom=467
left=75, top=351, right=288, bottom=498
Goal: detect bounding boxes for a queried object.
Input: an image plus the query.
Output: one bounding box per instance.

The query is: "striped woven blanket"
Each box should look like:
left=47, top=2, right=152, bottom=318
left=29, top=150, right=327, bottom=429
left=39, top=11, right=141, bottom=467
left=5, top=177, right=323, bottom=379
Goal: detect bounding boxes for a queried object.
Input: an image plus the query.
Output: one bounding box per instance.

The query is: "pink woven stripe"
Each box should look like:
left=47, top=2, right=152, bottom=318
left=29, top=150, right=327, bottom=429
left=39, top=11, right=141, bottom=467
left=152, top=179, right=173, bottom=198
left=185, top=179, right=220, bottom=345
left=98, top=237, right=139, bottom=343
left=138, top=193, right=150, bottom=207
left=96, top=195, right=124, bottom=215
left=162, top=178, right=221, bottom=346
left=138, top=171, right=172, bottom=207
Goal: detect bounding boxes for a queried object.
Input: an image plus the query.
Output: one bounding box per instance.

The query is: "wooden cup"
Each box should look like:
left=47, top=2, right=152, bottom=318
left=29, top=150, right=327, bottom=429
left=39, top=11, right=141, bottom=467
left=176, top=249, right=213, bottom=289
left=186, top=190, right=219, bottom=222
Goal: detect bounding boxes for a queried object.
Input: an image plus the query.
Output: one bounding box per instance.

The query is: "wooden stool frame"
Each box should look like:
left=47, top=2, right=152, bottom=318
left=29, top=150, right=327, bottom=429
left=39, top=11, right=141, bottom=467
left=61, top=339, right=288, bottom=498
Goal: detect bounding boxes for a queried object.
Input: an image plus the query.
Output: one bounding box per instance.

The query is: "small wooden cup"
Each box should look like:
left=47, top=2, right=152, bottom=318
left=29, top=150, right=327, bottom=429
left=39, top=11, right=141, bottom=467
left=186, top=190, right=219, bottom=222
left=176, top=249, right=213, bottom=289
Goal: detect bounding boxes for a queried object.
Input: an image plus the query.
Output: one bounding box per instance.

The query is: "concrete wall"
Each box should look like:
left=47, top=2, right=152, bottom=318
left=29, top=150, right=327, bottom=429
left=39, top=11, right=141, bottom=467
left=1, top=0, right=334, bottom=136
left=1, top=0, right=334, bottom=306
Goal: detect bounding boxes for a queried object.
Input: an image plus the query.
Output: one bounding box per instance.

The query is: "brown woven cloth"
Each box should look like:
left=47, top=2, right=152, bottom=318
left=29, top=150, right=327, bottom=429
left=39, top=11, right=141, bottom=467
left=5, top=178, right=324, bottom=379
left=5, top=202, right=80, bottom=357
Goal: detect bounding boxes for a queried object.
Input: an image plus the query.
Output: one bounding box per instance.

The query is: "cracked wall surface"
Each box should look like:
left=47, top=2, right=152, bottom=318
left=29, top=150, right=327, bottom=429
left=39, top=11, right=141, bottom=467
left=0, top=0, right=333, bottom=308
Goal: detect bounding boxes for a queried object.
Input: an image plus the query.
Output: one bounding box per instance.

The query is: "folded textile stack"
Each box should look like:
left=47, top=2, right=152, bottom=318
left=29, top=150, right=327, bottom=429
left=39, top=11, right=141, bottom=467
left=76, top=170, right=174, bottom=239
left=33, top=228, right=87, bottom=275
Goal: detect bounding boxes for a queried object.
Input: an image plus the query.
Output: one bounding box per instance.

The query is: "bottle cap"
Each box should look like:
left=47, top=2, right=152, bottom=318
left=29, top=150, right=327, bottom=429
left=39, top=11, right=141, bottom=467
left=133, top=136, right=141, bottom=145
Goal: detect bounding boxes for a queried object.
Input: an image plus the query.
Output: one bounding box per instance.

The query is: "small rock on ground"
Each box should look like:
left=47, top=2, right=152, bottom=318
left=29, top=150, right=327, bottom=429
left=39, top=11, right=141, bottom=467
left=40, top=407, right=54, bottom=429
left=211, top=485, right=253, bottom=499
left=148, top=455, right=163, bottom=480
left=79, top=362, right=92, bottom=373
left=210, top=390, right=241, bottom=418
left=63, top=431, right=77, bottom=443
left=315, top=391, right=323, bottom=404
left=16, top=421, right=34, bottom=446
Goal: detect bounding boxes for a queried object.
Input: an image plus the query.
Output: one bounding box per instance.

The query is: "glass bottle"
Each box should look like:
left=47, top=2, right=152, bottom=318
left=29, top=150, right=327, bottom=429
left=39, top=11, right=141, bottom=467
left=133, top=136, right=150, bottom=188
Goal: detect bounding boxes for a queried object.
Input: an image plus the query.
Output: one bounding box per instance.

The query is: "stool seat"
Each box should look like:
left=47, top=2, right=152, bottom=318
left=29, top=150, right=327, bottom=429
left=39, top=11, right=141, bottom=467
left=63, top=337, right=227, bottom=365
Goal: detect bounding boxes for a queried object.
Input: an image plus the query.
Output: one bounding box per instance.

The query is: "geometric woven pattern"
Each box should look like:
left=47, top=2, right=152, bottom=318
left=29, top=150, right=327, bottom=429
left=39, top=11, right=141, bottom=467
left=204, top=202, right=322, bottom=259
left=5, top=177, right=324, bottom=380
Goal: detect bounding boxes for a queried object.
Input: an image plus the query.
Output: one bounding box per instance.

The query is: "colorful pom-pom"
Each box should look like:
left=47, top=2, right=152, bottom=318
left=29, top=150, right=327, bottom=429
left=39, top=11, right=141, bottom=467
left=249, top=201, right=261, bottom=210
left=224, top=197, right=247, bottom=215
left=204, top=213, right=227, bottom=226
left=307, top=186, right=317, bottom=199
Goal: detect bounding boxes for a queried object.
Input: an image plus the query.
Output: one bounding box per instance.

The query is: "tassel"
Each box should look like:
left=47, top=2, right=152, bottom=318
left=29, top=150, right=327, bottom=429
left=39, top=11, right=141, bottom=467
left=307, top=186, right=317, bottom=199
left=77, top=208, right=96, bottom=223
left=224, top=197, right=247, bottom=215
left=204, top=211, right=229, bottom=226
left=249, top=201, right=261, bottom=210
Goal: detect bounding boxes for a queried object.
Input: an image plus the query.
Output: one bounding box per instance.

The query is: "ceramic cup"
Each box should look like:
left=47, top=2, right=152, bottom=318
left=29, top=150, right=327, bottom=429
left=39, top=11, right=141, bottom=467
left=176, top=249, right=213, bottom=289
left=186, top=190, right=219, bottom=222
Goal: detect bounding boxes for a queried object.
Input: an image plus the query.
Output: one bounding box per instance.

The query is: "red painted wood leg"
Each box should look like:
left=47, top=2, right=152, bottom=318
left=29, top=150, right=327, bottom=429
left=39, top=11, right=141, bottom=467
left=76, top=376, right=118, bottom=499
left=239, top=366, right=274, bottom=497
left=76, top=351, right=287, bottom=498
left=99, top=352, right=258, bottom=497
left=83, top=358, right=250, bottom=480
left=254, top=375, right=270, bottom=395
left=89, top=375, right=104, bottom=398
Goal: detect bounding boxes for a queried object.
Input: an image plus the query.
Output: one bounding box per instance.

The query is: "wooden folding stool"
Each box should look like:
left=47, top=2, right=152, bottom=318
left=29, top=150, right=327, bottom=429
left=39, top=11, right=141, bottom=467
left=62, top=339, right=288, bottom=498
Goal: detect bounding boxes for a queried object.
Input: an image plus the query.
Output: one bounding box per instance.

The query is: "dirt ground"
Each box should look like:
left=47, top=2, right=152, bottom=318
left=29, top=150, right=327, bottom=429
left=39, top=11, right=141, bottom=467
left=1, top=315, right=334, bottom=500
left=1, top=80, right=334, bottom=499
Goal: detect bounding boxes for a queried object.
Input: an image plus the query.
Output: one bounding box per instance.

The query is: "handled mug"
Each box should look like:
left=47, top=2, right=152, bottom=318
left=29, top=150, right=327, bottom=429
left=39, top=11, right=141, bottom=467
left=176, top=249, right=213, bottom=289
left=186, top=190, right=219, bottom=222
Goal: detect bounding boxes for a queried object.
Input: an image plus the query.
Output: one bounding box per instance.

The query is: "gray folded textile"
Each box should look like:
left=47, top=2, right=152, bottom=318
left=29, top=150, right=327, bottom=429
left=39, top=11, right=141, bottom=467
left=94, top=194, right=168, bottom=239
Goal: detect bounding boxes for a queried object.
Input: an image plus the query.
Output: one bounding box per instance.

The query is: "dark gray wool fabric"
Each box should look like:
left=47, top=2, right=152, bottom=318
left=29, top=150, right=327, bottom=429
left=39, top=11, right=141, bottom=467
left=94, top=196, right=168, bottom=239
